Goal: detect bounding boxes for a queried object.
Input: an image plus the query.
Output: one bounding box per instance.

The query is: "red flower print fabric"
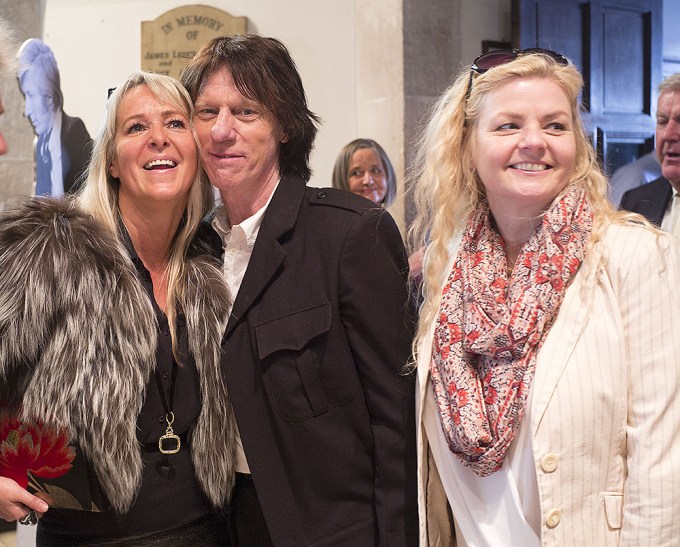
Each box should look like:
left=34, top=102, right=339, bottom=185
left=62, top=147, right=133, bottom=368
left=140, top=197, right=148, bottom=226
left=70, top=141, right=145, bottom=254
left=0, top=407, right=75, bottom=488
left=431, top=185, right=593, bottom=476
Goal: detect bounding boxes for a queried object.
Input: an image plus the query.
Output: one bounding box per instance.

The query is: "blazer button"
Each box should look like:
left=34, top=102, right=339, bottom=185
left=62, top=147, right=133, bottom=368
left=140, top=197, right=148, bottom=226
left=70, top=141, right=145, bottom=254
left=546, top=508, right=562, bottom=528
left=317, top=191, right=327, bottom=199
left=541, top=453, right=559, bottom=473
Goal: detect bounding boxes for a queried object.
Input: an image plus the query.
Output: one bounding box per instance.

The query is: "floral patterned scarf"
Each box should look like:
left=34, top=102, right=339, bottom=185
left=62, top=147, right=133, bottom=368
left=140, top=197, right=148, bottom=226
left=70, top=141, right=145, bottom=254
left=431, top=185, right=593, bottom=476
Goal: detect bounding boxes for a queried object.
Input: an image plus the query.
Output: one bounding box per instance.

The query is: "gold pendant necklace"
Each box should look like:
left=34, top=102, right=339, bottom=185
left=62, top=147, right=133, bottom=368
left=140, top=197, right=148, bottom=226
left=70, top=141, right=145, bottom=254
left=154, top=358, right=180, bottom=455
left=159, top=411, right=181, bottom=454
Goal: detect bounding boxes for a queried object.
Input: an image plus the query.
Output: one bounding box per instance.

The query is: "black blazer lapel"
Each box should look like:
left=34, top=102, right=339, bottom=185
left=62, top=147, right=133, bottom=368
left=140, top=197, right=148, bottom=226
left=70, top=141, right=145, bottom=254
left=224, top=176, right=306, bottom=336
left=620, top=177, right=673, bottom=226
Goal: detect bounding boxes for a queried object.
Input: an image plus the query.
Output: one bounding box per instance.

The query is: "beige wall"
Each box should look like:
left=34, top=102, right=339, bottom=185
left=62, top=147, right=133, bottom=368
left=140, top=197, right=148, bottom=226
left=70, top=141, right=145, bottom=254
left=1, top=0, right=512, bottom=230
left=43, top=0, right=357, bottom=187
left=354, top=0, right=405, bottom=227
left=0, top=0, right=45, bottom=207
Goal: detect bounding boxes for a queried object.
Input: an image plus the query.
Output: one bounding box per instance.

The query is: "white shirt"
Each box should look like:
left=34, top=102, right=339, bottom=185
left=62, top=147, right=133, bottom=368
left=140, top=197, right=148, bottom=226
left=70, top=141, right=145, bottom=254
left=423, top=382, right=541, bottom=546
left=211, top=183, right=278, bottom=473
left=419, top=237, right=540, bottom=546
left=660, top=187, right=680, bottom=235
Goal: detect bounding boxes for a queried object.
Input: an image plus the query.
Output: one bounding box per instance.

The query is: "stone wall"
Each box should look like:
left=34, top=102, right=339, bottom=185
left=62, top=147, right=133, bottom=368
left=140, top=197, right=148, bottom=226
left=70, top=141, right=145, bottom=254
left=0, top=0, right=45, bottom=209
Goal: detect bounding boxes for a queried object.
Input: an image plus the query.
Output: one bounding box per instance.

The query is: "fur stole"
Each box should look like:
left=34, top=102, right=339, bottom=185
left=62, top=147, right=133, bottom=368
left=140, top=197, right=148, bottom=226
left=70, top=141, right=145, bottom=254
left=0, top=198, right=236, bottom=513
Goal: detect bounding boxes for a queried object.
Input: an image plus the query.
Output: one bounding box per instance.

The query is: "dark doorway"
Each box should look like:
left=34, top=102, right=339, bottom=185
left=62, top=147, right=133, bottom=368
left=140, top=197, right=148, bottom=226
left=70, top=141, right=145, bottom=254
left=513, top=0, right=663, bottom=176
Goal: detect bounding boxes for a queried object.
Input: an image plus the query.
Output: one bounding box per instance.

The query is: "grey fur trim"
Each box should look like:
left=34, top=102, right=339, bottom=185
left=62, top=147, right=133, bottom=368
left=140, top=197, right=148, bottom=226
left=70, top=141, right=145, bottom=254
left=183, top=255, right=237, bottom=506
left=0, top=198, right=155, bottom=513
left=0, top=198, right=236, bottom=512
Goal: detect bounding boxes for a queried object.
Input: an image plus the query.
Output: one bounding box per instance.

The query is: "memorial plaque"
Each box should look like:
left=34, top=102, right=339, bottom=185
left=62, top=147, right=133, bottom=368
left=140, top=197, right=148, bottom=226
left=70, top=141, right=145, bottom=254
left=141, top=5, right=247, bottom=79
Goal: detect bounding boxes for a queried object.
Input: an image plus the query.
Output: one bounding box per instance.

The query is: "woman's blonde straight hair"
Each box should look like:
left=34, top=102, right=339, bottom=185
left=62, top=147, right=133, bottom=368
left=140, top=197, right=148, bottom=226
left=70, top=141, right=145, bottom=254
left=78, top=71, right=214, bottom=357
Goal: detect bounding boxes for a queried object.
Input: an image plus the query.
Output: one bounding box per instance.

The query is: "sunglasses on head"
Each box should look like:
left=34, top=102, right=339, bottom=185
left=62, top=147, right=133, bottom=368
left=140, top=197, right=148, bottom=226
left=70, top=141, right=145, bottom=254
left=465, top=48, right=569, bottom=100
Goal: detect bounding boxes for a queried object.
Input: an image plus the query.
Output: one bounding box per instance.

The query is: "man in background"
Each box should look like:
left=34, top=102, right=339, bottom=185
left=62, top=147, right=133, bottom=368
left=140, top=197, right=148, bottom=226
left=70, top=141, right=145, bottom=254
left=17, top=38, right=91, bottom=196
left=620, top=72, right=680, bottom=233
left=182, top=34, right=418, bottom=546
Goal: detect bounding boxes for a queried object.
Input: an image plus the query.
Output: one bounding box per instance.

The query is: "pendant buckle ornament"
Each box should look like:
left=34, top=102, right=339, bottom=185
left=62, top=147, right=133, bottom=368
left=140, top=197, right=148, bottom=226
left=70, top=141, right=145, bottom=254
left=159, top=412, right=181, bottom=454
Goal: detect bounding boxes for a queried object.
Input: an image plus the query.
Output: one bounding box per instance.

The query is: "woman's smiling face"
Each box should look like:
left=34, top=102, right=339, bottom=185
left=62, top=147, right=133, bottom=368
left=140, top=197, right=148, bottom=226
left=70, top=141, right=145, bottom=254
left=347, top=147, right=388, bottom=204
left=109, top=85, right=197, bottom=207
left=472, top=77, right=576, bottom=220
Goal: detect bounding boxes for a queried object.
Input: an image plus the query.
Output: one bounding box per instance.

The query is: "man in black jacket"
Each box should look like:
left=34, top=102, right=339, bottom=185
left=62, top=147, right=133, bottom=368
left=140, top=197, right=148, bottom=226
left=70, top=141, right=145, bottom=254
left=182, top=35, right=418, bottom=546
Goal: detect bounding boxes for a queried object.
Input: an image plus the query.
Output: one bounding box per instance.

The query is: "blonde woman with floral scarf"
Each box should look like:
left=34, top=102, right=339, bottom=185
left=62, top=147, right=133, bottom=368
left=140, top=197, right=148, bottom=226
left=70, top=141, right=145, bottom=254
left=409, top=50, right=680, bottom=546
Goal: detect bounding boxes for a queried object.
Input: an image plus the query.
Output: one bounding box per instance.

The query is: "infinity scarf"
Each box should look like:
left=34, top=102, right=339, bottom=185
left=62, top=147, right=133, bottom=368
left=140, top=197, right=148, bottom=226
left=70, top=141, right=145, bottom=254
left=431, top=185, right=593, bottom=476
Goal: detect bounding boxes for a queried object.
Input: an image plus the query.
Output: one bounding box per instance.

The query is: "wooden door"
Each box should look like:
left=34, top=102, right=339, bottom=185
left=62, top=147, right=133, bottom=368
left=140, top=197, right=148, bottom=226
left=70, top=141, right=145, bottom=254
left=513, top=0, right=663, bottom=176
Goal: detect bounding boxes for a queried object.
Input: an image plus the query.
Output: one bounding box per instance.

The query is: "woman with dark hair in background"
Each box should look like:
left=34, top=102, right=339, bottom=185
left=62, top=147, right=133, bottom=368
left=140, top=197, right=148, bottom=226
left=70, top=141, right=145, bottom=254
left=332, top=137, right=397, bottom=207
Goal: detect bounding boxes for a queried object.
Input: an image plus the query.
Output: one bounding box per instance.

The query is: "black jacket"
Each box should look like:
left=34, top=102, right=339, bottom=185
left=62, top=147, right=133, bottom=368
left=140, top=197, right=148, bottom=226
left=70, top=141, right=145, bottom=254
left=60, top=112, right=92, bottom=194
left=619, top=176, right=674, bottom=226
left=218, top=176, right=418, bottom=546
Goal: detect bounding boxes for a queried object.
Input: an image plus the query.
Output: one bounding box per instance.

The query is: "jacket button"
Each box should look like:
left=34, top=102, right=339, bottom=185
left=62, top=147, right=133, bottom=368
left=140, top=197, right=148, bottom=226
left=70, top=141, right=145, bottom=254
left=541, top=453, right=559, bottom=473
left=158, top=415, right=165, bottom=423
left=546, top=508, right=561, bottom=528
left=317, top=191, right=327, bottom=199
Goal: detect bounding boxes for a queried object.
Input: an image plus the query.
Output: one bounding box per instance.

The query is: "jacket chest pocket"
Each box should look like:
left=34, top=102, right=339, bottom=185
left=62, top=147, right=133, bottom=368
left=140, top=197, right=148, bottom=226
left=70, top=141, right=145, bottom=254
left=254, top=302, right=355, bottom=422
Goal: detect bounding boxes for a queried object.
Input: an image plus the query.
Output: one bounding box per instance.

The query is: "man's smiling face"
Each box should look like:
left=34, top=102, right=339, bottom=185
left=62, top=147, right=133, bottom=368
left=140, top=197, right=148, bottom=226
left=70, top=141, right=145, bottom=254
left=656, top=88, right=680, bottom=188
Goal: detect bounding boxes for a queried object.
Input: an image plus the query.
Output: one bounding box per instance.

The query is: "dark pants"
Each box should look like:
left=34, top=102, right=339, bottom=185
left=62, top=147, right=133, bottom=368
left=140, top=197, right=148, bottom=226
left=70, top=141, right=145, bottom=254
left=228, top=473, right=274, bottom=547
left=36, top=512, right=229, bottom=546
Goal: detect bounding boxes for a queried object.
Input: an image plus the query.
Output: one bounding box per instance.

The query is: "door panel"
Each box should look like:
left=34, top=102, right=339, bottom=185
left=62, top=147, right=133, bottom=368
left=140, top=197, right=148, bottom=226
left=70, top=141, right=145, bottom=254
left=536, top=1, right=587, bottom=70
left=515, top=0, right=662, bottom=177
left=602, top=9, right=647, bottom=113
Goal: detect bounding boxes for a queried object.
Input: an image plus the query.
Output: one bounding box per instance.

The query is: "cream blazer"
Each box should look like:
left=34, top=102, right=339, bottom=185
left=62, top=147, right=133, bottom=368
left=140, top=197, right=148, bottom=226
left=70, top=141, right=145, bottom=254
left=416, top=223, right=680, bottom=546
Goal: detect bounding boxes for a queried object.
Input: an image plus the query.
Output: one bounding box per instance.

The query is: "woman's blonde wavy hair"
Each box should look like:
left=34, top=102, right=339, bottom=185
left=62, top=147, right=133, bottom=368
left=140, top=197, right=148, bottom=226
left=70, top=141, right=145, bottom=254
left=408, top=52, right=653, bottom=355
left=78, top=71, right=214, bottom=358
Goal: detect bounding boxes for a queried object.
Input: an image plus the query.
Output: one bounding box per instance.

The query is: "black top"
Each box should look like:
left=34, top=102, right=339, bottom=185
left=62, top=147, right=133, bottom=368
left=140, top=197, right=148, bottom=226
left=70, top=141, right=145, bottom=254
left=38, top=230, right=212, bottom=541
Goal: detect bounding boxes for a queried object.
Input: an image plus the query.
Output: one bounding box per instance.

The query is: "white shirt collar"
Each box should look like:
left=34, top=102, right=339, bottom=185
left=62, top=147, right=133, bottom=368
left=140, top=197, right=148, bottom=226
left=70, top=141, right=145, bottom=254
left=211, top=180, right=279, bottom=247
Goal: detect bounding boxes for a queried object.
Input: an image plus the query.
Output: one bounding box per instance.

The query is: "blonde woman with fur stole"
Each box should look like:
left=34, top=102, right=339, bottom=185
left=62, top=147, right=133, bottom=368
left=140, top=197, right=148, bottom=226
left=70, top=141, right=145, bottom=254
left=409, top=51, right=680, bottom=545
left=0, top=72, right=236, bottom=545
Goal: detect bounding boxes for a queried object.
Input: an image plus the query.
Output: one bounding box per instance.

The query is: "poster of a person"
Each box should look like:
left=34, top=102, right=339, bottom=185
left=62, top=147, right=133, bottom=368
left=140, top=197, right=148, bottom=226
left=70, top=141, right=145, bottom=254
left=17, top=38, right=91, bottom=197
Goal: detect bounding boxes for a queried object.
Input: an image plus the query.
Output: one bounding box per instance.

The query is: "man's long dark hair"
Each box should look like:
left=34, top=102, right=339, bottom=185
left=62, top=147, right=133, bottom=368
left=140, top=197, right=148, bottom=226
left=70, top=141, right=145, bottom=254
left=181, top=34, right=320, bottom=181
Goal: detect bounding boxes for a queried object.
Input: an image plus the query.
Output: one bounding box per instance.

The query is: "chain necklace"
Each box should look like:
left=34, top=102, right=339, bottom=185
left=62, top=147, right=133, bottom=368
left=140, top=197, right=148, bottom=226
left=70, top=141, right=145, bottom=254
left=154, top=359, right=180, bottom=454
